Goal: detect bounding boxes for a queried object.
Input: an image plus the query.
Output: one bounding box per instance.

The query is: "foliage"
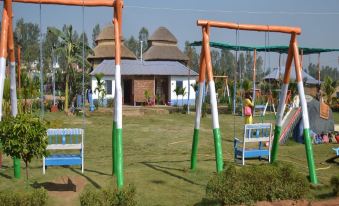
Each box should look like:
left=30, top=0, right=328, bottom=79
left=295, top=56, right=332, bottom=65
left=0, top=114, right=48, bottom=179
left=94, top=73, right=106, bottom=107
left=49, top=25, right=92, bottom=113
left=14, top=18, right=40, bottom=71
left=180, top=87, right=187, bottom=106
left=124, top=27, right=149, bottom=58
left=144, top=90, right=152, bottom=105
left=242, top=78, right=252, bottom=93
left=92, top=24, right=101, bottom=48
left=0, top=188, right=48, bottom=206
left=321, top=76, right=337, bottom=105
left=184, top=41, right=200, bottom=72
left=173, top=86, right=181, bottom=106
left=205, top=162, right=309, bottom=205
left=330, top=175, right=339, bottom=196
left=80, top=184, right=136, bottom=206
left=308, top=63, right=339, bottom=81
left=201, top=102, right=208, bottom=118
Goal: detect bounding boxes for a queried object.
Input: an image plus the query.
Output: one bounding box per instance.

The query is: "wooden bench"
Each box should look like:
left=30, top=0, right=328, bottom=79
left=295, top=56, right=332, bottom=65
left=43, top=128, right=84, bottom=174
left=234, top=123, right=272, bottom=165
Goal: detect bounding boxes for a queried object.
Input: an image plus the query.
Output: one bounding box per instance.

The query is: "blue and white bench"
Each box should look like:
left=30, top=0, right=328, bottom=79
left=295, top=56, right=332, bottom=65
left=43, top=128, right=84, bottom=174
left=333, top=147, right=339, bottom=156
left=234, top=123, right=272, bottom=165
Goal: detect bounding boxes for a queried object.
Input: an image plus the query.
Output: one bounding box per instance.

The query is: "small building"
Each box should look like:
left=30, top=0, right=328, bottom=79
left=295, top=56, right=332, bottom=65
left=89, top=25, right=198, bottom=106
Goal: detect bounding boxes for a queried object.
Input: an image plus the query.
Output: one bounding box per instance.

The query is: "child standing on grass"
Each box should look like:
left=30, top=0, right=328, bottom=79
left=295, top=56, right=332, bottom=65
left=244, top=93, right=254, bottom=124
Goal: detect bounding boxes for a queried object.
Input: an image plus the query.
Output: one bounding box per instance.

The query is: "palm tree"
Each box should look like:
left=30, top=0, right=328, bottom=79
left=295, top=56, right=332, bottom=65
left=321, top=76, right=337, bottom=105
left=181, top=87, right=186, bottom=106
left=94, top=73, right=106, bottom=107
left=49, top=26, right=90, bottom=113
left=173, top=86, right=181, bottom=106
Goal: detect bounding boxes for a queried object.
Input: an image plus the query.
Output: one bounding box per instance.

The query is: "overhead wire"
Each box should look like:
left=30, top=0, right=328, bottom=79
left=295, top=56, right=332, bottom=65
left=125, top=5, right=339, bottom=16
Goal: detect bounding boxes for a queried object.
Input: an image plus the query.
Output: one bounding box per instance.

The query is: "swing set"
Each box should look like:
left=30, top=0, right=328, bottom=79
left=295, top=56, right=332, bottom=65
left=0, top=0, right=124, bottom=188
left=190, top=19, right=318, bottom=184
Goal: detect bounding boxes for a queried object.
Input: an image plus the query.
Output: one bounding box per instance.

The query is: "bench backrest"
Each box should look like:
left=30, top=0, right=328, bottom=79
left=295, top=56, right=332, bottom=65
left=243, top=123, right=272, bottom=143
left=47, top=128, right=84, bottom=145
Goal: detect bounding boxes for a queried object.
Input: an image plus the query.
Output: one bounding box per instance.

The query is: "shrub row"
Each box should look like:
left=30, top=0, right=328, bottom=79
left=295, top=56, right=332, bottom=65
left=80, top=184, right=136, bottom=206
left=0, top=188, right=48, bottom=206
left=205, top=162, right=309, bottom=205
left=331, top=174, right=339, bottom=196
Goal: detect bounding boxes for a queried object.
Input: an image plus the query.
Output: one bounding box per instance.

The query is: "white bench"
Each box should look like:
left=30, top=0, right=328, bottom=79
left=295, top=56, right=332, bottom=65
left=43, top=128, right=84, bottom=174
left=234, top=123, right=272, bottom=165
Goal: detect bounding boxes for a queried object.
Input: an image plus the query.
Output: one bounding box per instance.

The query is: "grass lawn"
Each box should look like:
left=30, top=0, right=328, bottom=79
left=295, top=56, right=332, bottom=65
left=0, top=109, right=338, bottom=206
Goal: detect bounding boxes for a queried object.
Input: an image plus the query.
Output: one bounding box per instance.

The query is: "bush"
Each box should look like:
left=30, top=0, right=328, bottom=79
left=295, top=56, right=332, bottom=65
left=0, top=188, right=48, bottom=206
left=205, top=162, right=309, bottom=205
left=80, top=184, right=136, bottom=206
left=330, top=175, right=339, bottom=196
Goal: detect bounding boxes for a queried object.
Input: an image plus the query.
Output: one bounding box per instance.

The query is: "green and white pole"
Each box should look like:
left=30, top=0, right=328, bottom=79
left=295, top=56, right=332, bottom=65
left=191, top=45, right=205, bottom=171
left=114, top=64, right=124, bottom=188
left=113, top=3, right=124, bottom=188
left=271, top=37, right=294, bottom=163
left=271, top=83, right=288, bottom=162
left=292, top=38, right=318, bottom=184
left=209, top=79, right=224, bottom=172
left=203, top=26, right=223, bottom=173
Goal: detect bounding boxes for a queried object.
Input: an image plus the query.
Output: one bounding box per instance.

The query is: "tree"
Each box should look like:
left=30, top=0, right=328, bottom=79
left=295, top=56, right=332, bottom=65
left=184, top=41, right=199, bottom=71
left=94, top=73, right=106, bottom=107
left=220, top=49, right=236, bottom=77
left=245, top=51, right=254, bottom=79
left=211, top=49, right=221, bottom=75
left=180, top=87, right=186, bottom=106
left=92, top=24, right=100, bottom=48
left=0, top=114, right=48, bottom=180
left=173, top=86, right=181, bottom=107
left=238, top=52, right=245, bottom=79
left=321, top=76, right=337, bottom=105
left=49, top=25, right=87, bottom=113
left=125, top=36, right=138, bottom=56
left=137, top=27, right=149, bottom=58
left=14, top=18, right=40, bottom=71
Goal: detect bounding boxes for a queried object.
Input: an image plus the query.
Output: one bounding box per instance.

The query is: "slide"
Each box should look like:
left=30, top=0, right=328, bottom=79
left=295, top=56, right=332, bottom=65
left=279, top=107, right=302, bottom=144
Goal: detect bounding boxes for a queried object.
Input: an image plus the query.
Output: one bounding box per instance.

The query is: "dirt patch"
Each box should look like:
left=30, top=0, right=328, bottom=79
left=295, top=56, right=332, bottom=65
left=256, top=197, right=339, bottom=206
left=37, top=176, right=87, bottom=206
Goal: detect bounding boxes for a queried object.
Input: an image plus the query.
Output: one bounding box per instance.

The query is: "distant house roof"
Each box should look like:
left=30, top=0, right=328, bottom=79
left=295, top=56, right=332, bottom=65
left=90, top=60, right=198, bottom=76
left=95, top=24, right=124, bottom=42
left=148, top=27, right=177, bottom=43
left=263, top=68, right=319, bottom=85
left=143, top=26, right=188, bottom=63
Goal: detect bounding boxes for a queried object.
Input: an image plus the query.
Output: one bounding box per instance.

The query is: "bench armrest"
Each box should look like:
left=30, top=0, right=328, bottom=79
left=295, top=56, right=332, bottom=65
left=234, top=138, right=242, bottom=143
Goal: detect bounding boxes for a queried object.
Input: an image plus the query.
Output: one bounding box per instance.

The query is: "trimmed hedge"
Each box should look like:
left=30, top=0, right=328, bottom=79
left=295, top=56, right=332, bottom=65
left=205, top=162, right=309, bottom=205
left=80, top=184, right=136, bottom=206
left=0, top=188, right=48, bottom=206
left=330, top=175, right=339, bottom=196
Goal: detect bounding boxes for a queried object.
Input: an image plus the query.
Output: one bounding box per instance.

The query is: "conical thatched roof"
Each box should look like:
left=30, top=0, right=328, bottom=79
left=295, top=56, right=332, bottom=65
left=148, top=27, right=177, bottom=44
left=88, top=24, right=136, bottom=61
left=88, top=44, right=136, bottom=60
left=143, top=26, right=188, bottom=63
left=143, top=45, right=188, bottom=62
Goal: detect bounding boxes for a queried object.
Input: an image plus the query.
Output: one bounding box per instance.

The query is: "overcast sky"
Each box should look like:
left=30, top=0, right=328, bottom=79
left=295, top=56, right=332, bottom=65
left=2, top=0, right=339, bottom=71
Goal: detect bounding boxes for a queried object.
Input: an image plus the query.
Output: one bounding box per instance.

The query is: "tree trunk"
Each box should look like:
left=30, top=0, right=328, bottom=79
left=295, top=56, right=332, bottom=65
left=25, top=161, right=28, bottom=180
left=64, top=73, right=69, bottom=113
left=0, top=151, right=2, bottom=169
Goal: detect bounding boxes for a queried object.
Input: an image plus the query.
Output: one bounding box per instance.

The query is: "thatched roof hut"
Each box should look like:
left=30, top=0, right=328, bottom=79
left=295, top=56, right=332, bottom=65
left=143, top=27, right=188, bottom=64
left=88, top=24, right=136, bottom=66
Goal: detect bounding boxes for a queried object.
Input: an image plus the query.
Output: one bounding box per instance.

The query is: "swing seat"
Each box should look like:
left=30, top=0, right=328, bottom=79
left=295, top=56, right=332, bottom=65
left=234, top=123, right=272, bottom=165
left=43, top=128, right=84, bottom=174
left=333, top=148, right=339, bottom=156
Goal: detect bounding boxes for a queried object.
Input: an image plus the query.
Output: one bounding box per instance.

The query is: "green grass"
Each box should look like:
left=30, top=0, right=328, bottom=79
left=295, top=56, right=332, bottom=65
left=0, top=110, right=338, bottom=206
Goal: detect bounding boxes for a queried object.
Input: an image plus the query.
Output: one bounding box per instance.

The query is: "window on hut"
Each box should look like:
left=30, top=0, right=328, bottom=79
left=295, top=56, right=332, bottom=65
left=105, top=80, right=112, bottom=95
